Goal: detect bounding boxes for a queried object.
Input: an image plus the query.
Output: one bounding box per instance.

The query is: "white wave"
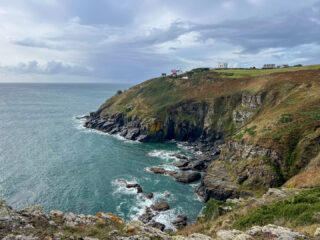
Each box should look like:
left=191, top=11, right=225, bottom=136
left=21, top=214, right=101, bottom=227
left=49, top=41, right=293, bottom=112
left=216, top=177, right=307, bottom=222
left=153, top=209, right=178, bottom=230
left=147, top=150, right=181, bottom=161
left=72, top=117, right=140, bottom=144
left=189, top=183, right=200, bottom=189
left=158, top=164, right=180, bottom=171
left=125, top=190, right=179, bottom=230
left=111, top=178, right=140, bottom=196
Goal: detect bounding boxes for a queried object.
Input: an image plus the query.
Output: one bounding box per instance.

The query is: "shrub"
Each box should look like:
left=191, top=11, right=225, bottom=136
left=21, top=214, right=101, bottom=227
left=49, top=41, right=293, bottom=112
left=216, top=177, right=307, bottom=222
left=233, top=188, right=320, bottom=229
left=205, top=199, right=234, bottom=221
left=244, top=126, right=257, bottom=136
left=277, top=114, right=293, bottom=124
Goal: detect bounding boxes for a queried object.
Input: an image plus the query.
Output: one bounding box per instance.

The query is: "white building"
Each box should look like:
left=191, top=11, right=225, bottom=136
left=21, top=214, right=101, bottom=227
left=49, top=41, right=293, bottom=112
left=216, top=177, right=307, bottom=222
left=218, top=62, right=228, bottom=69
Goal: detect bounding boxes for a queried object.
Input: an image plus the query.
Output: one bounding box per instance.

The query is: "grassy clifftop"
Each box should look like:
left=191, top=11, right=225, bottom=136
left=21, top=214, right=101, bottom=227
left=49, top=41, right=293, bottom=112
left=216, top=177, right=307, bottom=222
left=98, top=65, right=320, bottom=117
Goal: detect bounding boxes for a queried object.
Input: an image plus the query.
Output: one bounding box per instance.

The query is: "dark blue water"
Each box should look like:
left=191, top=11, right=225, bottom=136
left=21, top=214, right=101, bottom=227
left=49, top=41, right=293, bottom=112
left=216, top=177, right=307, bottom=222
left=0, top=83, right=204, bottom=229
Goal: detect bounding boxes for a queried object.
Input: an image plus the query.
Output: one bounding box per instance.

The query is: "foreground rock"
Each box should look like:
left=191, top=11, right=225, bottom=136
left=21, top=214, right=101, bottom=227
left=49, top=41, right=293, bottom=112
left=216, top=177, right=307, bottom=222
left=216, top=224, right=307, bottom=240
left=147, top=221, right=166, bottom=231
left=149, top=168, right=201, bottom=183
left=1, top=199, right=217, bottom=240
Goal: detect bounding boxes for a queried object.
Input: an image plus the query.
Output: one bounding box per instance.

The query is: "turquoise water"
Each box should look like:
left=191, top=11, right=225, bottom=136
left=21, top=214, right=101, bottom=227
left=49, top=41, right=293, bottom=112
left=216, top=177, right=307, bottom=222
left=0, top=83, right=204, bottom=229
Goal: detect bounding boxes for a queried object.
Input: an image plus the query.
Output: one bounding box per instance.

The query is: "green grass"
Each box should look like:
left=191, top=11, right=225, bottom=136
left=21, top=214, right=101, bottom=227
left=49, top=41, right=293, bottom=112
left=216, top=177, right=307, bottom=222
left=215, top=64, right=320, bottom=78
left=233, top=188, right=320, bottom=229
left=205, top=199, right=235, bottom=221
left=244, top=125, right=257, bottom=136
left=277, top=114, right=293, bottom=124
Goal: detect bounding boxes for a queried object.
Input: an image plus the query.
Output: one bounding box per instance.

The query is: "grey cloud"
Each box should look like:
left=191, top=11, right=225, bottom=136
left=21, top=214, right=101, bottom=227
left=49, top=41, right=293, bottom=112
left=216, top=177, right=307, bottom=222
left=12, top=38, right=62, bottom=50
left=193, top=1, right=320, bottom=53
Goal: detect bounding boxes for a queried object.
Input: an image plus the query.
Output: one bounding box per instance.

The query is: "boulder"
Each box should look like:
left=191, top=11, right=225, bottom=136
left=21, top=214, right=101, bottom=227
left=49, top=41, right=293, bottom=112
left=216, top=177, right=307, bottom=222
left=149, top=167, right=168, bottom=174
left=174, top=172, right=201, bottom=183
left=126, top=183, right=143, bottom=193
left=151, top=202, right=170, bottom=211
left=216, top=229, right=248, bottom=240
left=145, top=192, right=154, bottom=199
left=172, top=215, right=187, bottom=228
left=186, top=233, right=213, bottom=240
left=247, top=224, right=306, bottom=240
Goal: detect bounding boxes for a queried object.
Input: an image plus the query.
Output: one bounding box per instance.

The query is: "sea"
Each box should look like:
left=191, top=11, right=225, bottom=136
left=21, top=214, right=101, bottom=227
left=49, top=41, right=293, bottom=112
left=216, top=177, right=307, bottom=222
left=0, top=83, right=204, bottom=229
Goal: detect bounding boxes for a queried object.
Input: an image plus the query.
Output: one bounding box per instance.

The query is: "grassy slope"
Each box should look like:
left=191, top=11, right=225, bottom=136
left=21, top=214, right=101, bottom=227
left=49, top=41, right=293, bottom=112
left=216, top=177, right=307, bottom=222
left=178, top=188, right=320, bottom=238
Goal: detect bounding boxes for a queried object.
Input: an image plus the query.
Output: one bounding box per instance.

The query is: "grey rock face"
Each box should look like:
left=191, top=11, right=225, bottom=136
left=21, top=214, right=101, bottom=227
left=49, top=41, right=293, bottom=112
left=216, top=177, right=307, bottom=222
left=232, top=110, right=253, bottom=124
left=0, top=200, right=24, bottom=230
left=195, top=161, right=245, bottom=201
left=241, top=92, right=263, bottom=109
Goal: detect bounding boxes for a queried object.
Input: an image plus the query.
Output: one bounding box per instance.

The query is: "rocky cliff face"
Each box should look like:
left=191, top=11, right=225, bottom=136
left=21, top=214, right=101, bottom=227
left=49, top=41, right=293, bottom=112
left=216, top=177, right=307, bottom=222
left=84, top=67, right=320, bottom=203
left=195, top=140, right=283, bottom=201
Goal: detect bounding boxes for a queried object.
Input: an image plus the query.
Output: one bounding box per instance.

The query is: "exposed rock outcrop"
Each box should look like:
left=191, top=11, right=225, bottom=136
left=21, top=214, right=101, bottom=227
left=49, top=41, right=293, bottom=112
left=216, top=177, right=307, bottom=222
left=149, top=168, right=201, bottom=183
left=1, top=200, right=218, bottom=240
left=196, top=140, right=282, bottom=201
left=216, top=224, right=306, bottom=240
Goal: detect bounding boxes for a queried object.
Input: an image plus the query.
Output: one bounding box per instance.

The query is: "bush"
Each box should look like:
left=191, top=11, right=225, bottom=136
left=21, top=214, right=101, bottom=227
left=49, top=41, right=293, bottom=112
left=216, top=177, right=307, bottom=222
left=277, top=114, right=293, bottom=124
left=205, top=199, right=234, bottom=221
left=117, top=90, right=123, bottom=94
left=233, top=188, right=320, bottom=229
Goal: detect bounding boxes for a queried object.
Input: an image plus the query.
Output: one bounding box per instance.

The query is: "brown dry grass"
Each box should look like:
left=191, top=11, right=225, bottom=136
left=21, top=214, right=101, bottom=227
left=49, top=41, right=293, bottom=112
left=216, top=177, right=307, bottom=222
left=284, top=167, right=320, bottom=189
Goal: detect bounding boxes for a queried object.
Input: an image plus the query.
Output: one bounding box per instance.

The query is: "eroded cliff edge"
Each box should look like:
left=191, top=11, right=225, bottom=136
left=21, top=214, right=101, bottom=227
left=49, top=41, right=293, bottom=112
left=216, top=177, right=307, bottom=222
left=84, top=67, right=320, bottom=201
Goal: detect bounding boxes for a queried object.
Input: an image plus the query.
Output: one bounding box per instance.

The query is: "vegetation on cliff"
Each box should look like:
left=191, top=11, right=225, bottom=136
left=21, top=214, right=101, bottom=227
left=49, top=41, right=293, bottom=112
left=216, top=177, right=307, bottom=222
left=87, top=64, right=320, bottom=199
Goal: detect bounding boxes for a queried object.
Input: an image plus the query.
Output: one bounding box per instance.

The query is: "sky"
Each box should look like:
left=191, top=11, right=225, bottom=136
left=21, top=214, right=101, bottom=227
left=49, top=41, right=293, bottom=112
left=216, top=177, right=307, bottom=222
left=0, top=0, right=319, bottom=83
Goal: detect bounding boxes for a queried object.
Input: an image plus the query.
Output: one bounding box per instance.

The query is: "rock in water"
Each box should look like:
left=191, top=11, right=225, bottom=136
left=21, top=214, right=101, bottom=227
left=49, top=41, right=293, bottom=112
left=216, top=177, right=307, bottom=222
left=145, top=192, right=154, bottom=199
left=151, top=202, right=170, bottom=211
left=126, top=183, right=143, bottom=193
left=138, top=207, right=155, bottom=224
left=174, top=171, right=201, bottom=183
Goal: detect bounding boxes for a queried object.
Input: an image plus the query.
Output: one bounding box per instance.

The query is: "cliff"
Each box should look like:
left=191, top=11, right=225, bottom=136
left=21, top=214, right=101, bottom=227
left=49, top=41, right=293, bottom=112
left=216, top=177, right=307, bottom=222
left=85, top=65, right=320, bottom=199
